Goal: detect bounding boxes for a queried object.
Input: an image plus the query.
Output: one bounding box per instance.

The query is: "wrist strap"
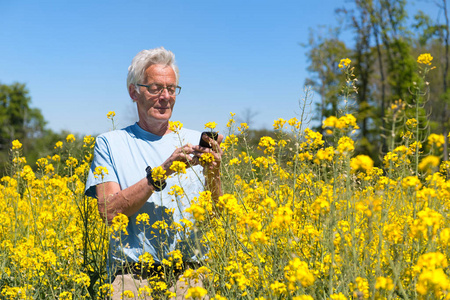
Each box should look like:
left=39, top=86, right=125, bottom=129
left=146, top=166, right=167, bottom=192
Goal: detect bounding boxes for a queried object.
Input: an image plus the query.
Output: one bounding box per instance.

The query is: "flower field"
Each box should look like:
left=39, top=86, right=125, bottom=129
left=1, top=56, right=450, bottom=299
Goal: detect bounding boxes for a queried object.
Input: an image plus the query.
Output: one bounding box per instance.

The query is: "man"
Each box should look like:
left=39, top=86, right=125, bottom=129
left=85, top=47, right=222, bottom=299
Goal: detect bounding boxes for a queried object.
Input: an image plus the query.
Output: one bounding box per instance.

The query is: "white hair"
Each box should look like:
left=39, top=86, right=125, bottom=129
left=127, top=47, right=179, bottom=93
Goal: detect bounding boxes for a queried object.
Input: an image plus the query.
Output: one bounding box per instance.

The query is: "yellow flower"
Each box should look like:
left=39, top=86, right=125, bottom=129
left=258, top=136, right=276, bottom=154
left=273, top=118, right=286, bottom=130
left=66, top=134, right=76, bottom=143
left=284, top=257, right=315, bottom=288
left=59, top=292, right=72, bottom=300
left=293, top=296, right=314, bottom=300
left=200, top=153, right=215, bottom=164
left=168, top=185, right=185, bottom=198
left=314, top=147, right=334, bottom=164
left=406, top=118, right=418, bottom=128
left=350, top=155, right=374, bottom=172
left=238, top=123, right=249, bottom=133
left=138, top=286, right=152, bottom=299
left=11, top=140, right=22, bottom=150
left=354, top=277, right=369, bottom=299
left=45, top=164, right=55, bottom=174
left=65, top=157, right=78, bottom=168
left=375, top=277, right=394, bottom=291
left=169, top=121, right=183, bottom=133
left=54, top=141, right=63, bottom=149
left=249, top=231, right=268, bottom=245
left=98, top=284, right=114, bottom=298
left=185, top=204, right=206, bottom=221
left=121, top=290, right=134, bottom=299
left=151, top=166, right=167, bottom=181
left=428, top=133, right=445, bottom=149
left=324, top=114, right=359, bottom=130
left=417, top=53, right=433, bottom=65
left=419, top=155, right=440, bottom=173
left=74, top=272, right=90, bottom=287
left=111, top=213, right=129, bottom=237
left=136, top=213, right=150, bottom=225
left=330, top=293, right=347, bottom=300
left=338, top=58, right=351, bottom=68
left=402, top=176, right=422, bottom=190
left=337, top=136, right=355, bottom=155
left=304, top=128, right=324, bottom=148
left=204, top=121, right=217, bottom=129
left=185, top=287, right=207, bottom=299
left=36, top=158, right=48, bottom=169
left=83, top=135, right=95, bottom=148
left=170, top=161, right=187, bottom=174
left=226, top=112, right=236, bottom=128
left=270, top=281, right=287, bottom=296
left=107, top=111, right=116, bottom=119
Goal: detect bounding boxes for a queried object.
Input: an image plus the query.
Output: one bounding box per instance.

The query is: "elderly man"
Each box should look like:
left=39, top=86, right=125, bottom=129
left=85, top=47, right=222, bottom=299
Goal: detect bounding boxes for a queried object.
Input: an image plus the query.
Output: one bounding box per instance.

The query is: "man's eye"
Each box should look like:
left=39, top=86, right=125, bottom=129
left=166, top=86, right=176, bottom=93
left=149, top=85, right=162, bottom=92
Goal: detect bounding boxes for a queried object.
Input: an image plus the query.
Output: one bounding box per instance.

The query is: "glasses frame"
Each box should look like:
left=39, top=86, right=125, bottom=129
left=136, top=83, right=181, bottom=96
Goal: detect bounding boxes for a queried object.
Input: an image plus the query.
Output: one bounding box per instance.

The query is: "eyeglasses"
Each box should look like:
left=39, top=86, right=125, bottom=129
left=136, top=83, right=181, bottom=96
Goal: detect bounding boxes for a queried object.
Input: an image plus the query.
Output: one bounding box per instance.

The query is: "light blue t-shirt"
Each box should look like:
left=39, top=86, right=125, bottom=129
left=85, top=123, right=206, bottom=264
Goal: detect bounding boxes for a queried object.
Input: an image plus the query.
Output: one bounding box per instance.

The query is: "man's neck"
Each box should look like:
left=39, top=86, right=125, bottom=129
left=137, top=120, right=171, bottom=136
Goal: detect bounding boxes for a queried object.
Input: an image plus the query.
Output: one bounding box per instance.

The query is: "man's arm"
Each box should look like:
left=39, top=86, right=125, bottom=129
left=96, top=179, right=155, bottom=223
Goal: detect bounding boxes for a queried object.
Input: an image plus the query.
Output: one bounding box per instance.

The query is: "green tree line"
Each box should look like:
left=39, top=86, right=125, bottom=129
left=304, top=0, right=450, bottom=164
left=0, top=82, right=79, bottom=175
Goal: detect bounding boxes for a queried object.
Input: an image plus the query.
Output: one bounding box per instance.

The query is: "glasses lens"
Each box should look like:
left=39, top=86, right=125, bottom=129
left=146, top=84, right=161, bottom=95
left=142, top=84, right=180, bottom=96
left=166, top=86, right=176, bottom=95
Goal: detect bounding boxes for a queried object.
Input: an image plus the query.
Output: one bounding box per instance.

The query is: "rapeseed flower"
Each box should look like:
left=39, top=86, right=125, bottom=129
left=238, top=122, right=249, bottom=132
left=66, top=134, right=76, bottom=143
left=151, top=165, right=167, bottom=181
left=11, top=139, right=22, bottom=150
left=169, top=120, right=183, bottom=133
left=200, top=152, right=215, bottom=164
left=338, top=58, right=352, bottom=68
left=350, top=155, right=373, bottom=172
left=54, top=141, right=63, bottom=149
left=204, top=121, right=217, bottom=129
left=417, top=53, right=433, bottom=65
left=170, top=161, right=187, bottom=174
left=418, top=155, right=440, bottom=173
left=273, top=118, right=286, bottom=130
left=185, top=287, right=207, bottom=299
left=106, top=111, right=115, bottom=119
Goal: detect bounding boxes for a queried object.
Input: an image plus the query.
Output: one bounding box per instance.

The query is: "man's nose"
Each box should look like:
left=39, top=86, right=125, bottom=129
left=159, top=87, right=171, bottom=99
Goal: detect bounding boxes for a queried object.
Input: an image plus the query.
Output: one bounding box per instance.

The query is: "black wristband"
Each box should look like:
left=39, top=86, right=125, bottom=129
left=146, top=166, right=167, bottom=192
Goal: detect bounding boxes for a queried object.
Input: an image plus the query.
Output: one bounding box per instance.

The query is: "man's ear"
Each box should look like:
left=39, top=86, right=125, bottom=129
left=129, top=84, right=138, bottom=101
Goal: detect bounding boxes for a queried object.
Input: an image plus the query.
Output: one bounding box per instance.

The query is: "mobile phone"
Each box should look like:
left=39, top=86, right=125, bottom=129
left=199, top=131, right=218, bottom=148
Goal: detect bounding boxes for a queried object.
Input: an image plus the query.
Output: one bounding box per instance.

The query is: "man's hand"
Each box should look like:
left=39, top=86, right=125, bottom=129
left=192, top=133, right=224, bottom=200
left=192, top=133, right=224, bottom=173
left=160, top=143, right=198, bottom=176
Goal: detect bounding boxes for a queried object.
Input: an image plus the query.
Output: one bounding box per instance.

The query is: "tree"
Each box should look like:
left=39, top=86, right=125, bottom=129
left=0, top=82, right=50, bottom=170
left=413, top=0, right=450, bottom=159
left=303, top=26, right=350, bottom=133
left=305, top=0, right=430, bottom=164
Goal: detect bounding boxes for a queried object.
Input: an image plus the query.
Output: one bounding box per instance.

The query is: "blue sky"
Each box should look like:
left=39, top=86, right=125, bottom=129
left=0, top=0, right=441, bottom=136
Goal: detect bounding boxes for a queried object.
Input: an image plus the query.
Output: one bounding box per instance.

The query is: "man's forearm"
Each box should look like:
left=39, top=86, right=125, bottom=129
left=97, top=178, right=156, bottom=223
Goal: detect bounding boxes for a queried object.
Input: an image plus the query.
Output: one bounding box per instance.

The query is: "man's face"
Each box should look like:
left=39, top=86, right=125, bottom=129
left=132, top=64, right=177, bottom=124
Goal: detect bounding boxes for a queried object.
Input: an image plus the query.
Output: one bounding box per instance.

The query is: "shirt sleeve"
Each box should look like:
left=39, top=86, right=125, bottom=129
left=85, top=135, right=119, bottom=198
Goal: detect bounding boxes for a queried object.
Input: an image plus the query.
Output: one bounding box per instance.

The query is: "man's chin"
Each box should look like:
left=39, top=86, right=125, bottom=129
left=149, top=112, right=172, bottom=121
